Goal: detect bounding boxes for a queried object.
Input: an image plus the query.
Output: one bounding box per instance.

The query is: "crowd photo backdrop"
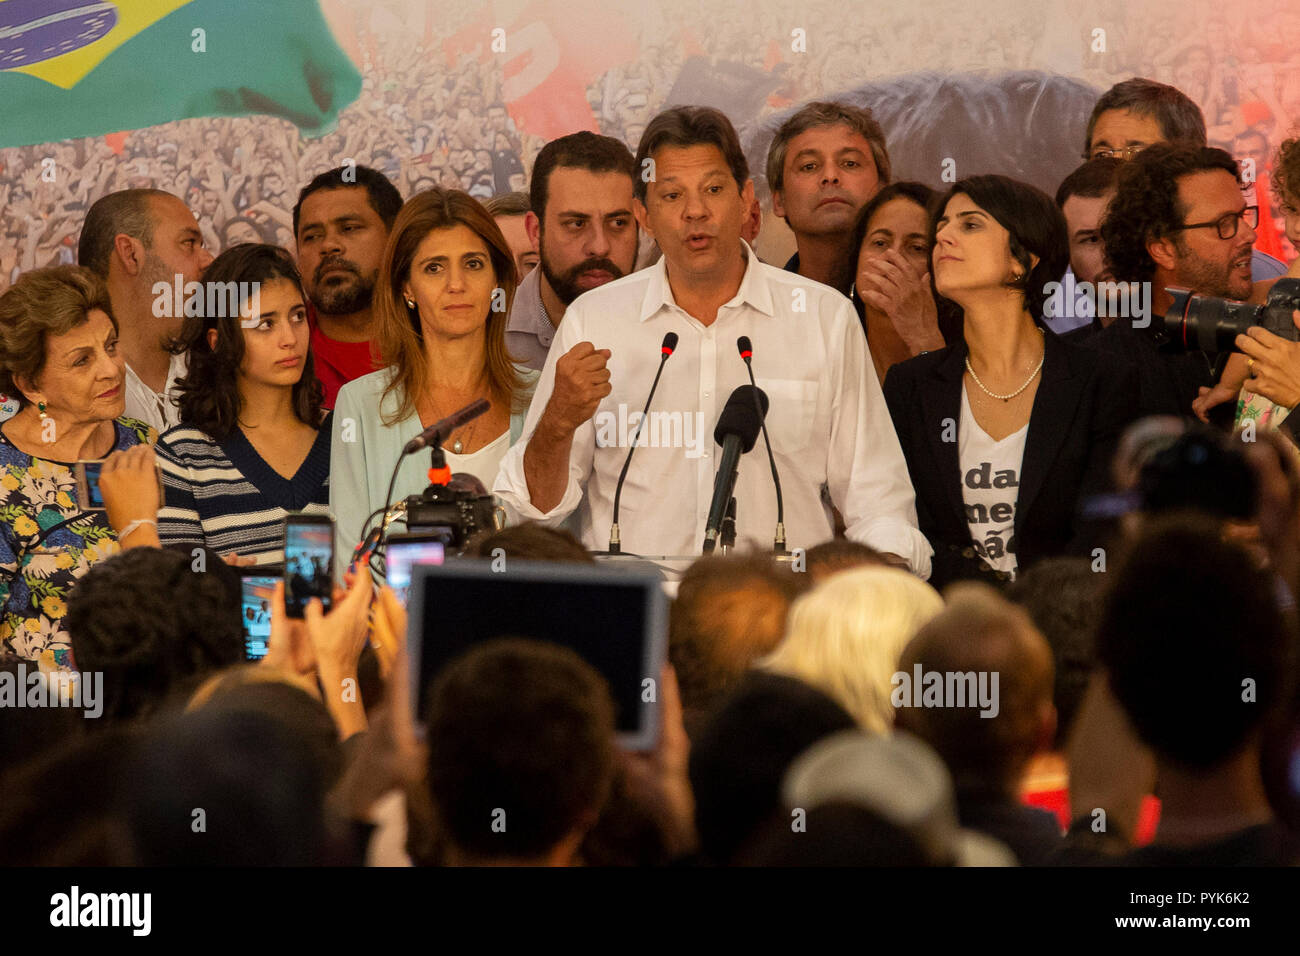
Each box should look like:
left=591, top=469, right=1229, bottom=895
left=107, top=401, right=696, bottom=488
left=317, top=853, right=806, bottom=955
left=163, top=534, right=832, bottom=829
left=3, top=0, right=1299, bottom=296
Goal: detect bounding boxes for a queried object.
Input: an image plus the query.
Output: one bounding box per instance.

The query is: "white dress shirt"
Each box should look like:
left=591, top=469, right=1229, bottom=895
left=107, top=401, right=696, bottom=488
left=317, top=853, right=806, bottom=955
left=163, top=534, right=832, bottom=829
left=123, top=351, right=188, bottom=433
left=493, top=242, right=932, bottom=577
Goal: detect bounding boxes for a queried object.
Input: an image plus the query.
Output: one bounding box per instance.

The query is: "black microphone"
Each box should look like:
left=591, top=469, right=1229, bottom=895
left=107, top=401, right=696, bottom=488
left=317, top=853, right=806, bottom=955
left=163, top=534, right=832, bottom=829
left=402, top=398, right=490, bottom=454
left=703, top=385, right=768, bottom=554
left=737, top=336, right=787, bottom=553
left=609, top=332, right=678, bottom=554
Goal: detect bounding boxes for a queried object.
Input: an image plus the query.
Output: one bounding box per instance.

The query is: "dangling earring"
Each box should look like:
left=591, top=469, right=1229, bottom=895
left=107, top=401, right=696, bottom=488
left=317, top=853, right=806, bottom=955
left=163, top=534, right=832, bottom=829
left=37, top=401, right=47, bottom=420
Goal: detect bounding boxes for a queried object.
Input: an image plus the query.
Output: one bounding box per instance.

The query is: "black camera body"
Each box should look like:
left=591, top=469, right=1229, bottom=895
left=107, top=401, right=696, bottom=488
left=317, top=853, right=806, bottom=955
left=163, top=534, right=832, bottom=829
left=402, top=475, right=501, bottom=553
left=1161, top=277, right=1300, bottom=352
left=1079, top=424, right=1257, bottom=522
left=1138, top=426, right=1258, bottom=520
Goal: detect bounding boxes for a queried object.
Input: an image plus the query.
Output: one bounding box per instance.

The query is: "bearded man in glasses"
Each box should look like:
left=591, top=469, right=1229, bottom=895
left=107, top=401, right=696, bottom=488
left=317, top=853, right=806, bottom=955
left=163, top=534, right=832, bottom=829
left=1090, top=144, right=1259, bottom=422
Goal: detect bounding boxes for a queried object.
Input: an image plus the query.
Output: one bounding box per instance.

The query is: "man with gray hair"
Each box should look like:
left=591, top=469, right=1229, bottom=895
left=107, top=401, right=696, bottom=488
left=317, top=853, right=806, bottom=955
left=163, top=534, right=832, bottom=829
left=766, top=101, right=891, bottom=289
left=78, top=189, right=213, bottom=432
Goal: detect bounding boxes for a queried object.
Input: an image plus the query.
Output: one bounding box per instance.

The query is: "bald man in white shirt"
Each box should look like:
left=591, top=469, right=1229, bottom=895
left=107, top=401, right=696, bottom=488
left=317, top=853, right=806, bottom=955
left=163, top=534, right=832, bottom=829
left=77, top=189, right=213, bottom=433
left=494, top=107, right=931, bottom=576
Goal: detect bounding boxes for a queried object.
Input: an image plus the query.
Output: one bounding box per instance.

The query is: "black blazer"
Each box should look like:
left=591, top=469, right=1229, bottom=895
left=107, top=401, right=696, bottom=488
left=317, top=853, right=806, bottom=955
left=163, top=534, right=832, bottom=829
left=1084, top=315, right=1218, bottom=421
left=883, top=331, right=1139, bottom=588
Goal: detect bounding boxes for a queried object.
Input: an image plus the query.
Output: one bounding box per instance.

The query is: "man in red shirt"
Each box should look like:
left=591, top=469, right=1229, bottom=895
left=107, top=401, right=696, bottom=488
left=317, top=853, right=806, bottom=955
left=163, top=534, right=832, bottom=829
left=292, top=166, right=403, bottom=407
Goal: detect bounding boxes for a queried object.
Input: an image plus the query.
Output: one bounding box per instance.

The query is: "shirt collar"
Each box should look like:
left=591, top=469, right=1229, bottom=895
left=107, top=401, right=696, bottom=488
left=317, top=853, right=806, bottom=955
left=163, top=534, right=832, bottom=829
left=124, top=351, right=187, bottom=394
left=638, top=240, right=774, bottom=322
left=506, top=266, right=553, bottom=338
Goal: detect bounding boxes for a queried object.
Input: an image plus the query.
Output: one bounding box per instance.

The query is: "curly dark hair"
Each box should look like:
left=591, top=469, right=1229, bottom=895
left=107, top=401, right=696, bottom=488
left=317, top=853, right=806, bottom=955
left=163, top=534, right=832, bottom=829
left=1100, top=144, right=1240, bottom=284
left=1273, top=136, right=1300, bottom=208
left=169, top=243, right=323, bottom=440
left=66, top=547, right=244, bottom=728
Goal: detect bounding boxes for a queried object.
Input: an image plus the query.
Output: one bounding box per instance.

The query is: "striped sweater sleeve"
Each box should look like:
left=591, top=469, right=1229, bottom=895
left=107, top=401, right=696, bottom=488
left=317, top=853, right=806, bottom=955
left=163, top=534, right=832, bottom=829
left=156, top=431, right=207, bottom=550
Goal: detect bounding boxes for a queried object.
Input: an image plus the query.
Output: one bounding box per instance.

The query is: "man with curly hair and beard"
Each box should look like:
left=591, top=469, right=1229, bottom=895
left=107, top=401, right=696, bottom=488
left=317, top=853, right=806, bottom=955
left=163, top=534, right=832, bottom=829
left=1092, top=144, right=1257, bottom=422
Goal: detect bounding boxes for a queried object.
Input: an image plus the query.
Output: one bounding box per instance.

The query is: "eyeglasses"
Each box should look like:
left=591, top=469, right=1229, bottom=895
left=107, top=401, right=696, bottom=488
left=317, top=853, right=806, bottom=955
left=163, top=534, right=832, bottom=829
left=1169, top=206, right=1259, bottom=240
left=1087, top=145, right=1146, bottom=161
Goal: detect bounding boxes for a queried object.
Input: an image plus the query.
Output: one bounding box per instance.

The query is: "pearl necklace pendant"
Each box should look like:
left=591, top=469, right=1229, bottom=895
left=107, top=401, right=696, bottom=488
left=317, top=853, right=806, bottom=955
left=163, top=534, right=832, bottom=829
left=452, top=439, right=463, bottom=454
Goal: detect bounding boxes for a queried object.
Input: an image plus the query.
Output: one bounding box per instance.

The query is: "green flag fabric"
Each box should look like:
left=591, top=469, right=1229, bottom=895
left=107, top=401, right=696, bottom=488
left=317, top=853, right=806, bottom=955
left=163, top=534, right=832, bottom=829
left=0, top=0, right=362, bottom=147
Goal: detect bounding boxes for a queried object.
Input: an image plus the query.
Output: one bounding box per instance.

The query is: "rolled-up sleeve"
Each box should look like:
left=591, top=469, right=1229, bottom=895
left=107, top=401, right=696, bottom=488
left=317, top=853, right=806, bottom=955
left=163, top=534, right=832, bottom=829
left=826, top=302, right=933, bottom=578
left=493, top=305, right=596, bottom=527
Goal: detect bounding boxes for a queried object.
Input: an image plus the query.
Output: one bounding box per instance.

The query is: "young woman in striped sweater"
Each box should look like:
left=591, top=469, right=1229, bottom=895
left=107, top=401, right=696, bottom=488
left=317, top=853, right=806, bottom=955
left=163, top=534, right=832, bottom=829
left=157, top=244, right=331, bottom=563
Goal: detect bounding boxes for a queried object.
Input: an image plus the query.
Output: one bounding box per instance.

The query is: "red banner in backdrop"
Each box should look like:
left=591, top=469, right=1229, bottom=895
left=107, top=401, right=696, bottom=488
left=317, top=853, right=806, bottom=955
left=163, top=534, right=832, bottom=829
left=443, top=1, right=637, bottom=140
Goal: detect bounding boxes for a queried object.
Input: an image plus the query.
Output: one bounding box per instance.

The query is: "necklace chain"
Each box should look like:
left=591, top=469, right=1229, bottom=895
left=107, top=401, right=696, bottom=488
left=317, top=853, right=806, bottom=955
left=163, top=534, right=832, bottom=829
left=965, top=331, right=1045, bottom=402
left=428, top=384, right=486, bottom=454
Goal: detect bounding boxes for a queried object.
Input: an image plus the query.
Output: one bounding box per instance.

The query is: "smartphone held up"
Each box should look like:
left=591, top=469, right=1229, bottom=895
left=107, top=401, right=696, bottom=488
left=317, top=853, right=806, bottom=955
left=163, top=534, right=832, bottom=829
left=283, top=513, right=334, bottom=619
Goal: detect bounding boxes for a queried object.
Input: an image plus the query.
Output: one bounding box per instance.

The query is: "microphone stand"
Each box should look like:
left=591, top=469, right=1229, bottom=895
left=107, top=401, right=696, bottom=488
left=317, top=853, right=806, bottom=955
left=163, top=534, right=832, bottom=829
left=610, top=335, right=677, bottom=553
left=426, top=439, right=451, bottom=491
left=739, top=345, right=787, bottom=555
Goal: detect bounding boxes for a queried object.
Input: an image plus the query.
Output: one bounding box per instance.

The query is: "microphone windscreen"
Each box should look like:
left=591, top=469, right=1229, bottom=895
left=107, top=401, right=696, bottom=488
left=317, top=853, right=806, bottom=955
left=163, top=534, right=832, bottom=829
left=662, top=332, right=679, bottom=354
left=737, top=335, right=752, bottom=356
left=714, top=385, right=768, bottom=452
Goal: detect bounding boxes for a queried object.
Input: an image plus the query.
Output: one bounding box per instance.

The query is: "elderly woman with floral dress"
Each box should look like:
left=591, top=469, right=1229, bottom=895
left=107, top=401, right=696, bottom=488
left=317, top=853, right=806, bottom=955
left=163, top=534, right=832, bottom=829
left=0, top=266, right=162, bottom=675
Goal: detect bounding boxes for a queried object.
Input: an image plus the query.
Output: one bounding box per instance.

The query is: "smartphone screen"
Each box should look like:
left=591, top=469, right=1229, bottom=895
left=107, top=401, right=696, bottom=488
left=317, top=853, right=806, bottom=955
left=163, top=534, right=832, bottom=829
left=385, top=539, right=445, bottom=606
left=75, top=458, right=165, bottom=513
left=74, top=461, right=106, bottom=510
left=283, top=517, right=334, bottom=618
left=240, top=574, right=277, bottom=661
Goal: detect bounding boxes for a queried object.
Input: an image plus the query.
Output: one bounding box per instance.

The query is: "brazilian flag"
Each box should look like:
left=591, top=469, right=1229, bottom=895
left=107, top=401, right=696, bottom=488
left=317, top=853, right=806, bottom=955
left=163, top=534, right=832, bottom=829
left=0, top=0, right=362, bottom=147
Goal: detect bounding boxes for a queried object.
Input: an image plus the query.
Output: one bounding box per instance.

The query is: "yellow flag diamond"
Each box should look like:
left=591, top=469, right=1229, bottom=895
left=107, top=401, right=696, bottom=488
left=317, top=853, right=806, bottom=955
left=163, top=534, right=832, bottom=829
left=0, top=0, right=194, bottom=89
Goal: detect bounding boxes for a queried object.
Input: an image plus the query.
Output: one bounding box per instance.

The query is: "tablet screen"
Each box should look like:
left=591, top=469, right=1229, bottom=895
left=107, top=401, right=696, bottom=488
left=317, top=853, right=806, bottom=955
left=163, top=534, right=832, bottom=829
left=406, top=560, right=667, bottom=749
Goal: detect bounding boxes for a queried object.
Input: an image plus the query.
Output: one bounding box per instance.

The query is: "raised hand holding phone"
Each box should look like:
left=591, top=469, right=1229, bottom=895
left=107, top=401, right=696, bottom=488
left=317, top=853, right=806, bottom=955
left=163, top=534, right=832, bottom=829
left=305, top=569, right=372, bottom=740
left=263, top=579, right=317, bottom=676
left=283, top=513, right=334, bottom=618
left=327, top=586, right=424, bottom=822
left=99, top=444, right=161, bottom=548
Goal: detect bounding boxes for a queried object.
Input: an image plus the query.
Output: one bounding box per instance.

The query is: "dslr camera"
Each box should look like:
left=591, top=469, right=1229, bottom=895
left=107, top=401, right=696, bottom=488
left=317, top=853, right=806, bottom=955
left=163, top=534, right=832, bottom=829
left=1157, top=277, right=1300, bottom=352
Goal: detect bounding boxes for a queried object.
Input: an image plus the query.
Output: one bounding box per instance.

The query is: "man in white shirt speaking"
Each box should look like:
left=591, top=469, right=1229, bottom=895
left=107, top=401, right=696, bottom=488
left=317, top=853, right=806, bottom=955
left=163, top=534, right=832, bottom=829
left=494, top=106, right=931, bottom=577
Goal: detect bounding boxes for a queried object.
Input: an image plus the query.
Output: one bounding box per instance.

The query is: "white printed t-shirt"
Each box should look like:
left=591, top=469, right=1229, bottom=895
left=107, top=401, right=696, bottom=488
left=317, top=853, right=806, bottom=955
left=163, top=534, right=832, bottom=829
left=958, top=385, right=1028, bottom=576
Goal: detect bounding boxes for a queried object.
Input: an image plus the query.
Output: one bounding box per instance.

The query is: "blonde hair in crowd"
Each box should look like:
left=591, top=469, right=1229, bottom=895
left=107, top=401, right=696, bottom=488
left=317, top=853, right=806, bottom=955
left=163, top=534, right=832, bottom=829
left=763, top=566, right=944, bottom=733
